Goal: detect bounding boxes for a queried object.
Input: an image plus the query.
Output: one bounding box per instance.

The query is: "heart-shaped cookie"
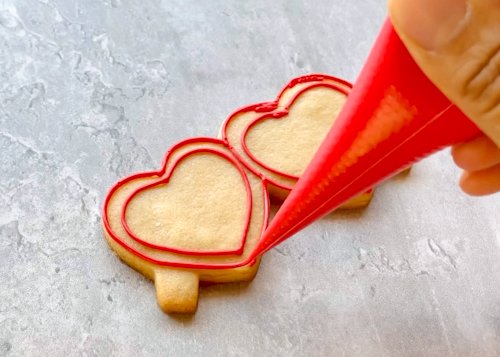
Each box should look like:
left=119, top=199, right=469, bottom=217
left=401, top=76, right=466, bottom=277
left=221, top=74, right=373, bottom=206
left=102, top=138, right=269, bottom=313
left=121, top=146, right=253, bottom=255
left=242, top=83, right=349, bottom=178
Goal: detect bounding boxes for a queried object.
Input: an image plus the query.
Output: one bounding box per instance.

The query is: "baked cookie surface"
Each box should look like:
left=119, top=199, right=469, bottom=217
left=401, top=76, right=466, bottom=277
left=221, top=74, right=373, bottom=204
left=102, top=74, right=376, bottom=314
left=103, top=138, right=269, bottom=313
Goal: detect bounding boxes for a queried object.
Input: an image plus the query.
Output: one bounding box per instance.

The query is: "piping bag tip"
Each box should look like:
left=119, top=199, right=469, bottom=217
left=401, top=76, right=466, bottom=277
left=249, top=18, right=481, bottom=260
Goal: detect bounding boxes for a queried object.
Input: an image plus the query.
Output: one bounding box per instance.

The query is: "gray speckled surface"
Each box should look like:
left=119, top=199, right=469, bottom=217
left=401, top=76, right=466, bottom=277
left=0, top=0, right=499, bottom=356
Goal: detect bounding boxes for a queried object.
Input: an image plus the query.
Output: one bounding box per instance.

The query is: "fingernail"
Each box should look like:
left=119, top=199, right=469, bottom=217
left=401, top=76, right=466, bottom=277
left=390, top=0, right=470, bottom=50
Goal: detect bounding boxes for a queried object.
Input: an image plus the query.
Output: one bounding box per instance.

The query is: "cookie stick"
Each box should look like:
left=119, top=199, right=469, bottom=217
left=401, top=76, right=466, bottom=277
left=102, top=138, right=269, bottom=313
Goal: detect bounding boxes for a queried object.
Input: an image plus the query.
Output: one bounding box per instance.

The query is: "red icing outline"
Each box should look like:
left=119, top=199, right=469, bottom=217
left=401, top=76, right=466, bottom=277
left=102, top=74, right=360, bottom=270
left=102, top=137, right=270, bottom=269
left=121, top=147, right=253, bottom=256
left=221, top=74, right=352, bottom=189
left=241, top=82, right=350, bottom=180
left=278, top=74, right=352, bottom=96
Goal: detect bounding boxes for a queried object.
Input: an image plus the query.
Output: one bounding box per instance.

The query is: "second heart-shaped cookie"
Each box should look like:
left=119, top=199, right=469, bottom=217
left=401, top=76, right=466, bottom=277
left=241, top=82, right=348, bottom=179
left=222, top=74, right=373, bottom=207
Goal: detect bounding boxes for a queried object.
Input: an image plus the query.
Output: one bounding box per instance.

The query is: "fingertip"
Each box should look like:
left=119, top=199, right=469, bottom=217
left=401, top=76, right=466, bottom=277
left=459, top=172, right=482, bottom=196
left=459, top=173, right=492, bottom=196
left=451, top=143, right=468, bottom=169
left=452, top=136, right=500, bottom=171
left=459, top=165, right=500, bottom=196
left=451, top=141, right=481, bottom=171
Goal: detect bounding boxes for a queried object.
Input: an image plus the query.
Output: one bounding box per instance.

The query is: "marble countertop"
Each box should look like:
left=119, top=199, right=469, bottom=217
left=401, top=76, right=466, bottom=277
left=1, top=0, right=498, bottom=356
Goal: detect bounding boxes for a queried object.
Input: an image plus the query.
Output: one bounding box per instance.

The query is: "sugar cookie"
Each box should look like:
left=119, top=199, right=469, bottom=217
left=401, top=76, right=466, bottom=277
left=221, top=74, right=373, bottom=206
left=103, top=74, right=381, bottom=314
left=102, top=138, right=269, bottom=313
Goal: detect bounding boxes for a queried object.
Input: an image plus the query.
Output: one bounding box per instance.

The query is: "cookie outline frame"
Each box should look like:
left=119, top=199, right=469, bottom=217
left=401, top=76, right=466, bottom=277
left=220, top=73, right=353, bottom=191
left=102, top=137, right=270, bottom=270
left=239, top=81, right=351, bottom=181
left=121, top=146, right=253, bottom=256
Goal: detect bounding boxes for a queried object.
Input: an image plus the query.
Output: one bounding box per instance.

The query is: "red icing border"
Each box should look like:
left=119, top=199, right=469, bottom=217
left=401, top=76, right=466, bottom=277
left=121, top=147, right=253, bottom=256
left=221, top=74, right=352, bottom=189
left=102, top=74, right=358, bottom=270
left=277, top=73, right=352, bottom=97
left=240, top=82, right=350, bottom=180
left=102, top=137, right=270, bottom=269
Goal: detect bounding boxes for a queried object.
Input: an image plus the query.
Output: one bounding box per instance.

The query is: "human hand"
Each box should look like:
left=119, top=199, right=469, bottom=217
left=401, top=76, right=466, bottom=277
left=452, top=135, right=500, bottom=195
left=388, top=0, right=500, bottom=195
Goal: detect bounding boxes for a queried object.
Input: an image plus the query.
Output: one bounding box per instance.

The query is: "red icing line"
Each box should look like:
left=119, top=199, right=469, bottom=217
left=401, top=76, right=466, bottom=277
left=220, top=74, right=352, bottom=147
left=221, top=74, right=352, bottom=189
left=240, top=82, right=350, bottom=181
left=254, top=102, right=279, bottom=113
left=120, top=147, right=253, bottom=256
left=279, top=73, right=352, bottom=96
left=103, top=74, right=355, bottom=270
left=102, top=137, right=270, bottom=269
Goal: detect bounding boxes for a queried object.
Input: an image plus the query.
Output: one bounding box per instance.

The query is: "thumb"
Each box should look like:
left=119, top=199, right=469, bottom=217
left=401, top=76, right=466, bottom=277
left=388, top=0, right=500, bottom=147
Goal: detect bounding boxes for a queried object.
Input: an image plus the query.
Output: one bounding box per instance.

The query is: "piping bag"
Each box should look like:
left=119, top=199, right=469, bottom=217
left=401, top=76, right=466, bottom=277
left=248, top=19, right=482, bottom=259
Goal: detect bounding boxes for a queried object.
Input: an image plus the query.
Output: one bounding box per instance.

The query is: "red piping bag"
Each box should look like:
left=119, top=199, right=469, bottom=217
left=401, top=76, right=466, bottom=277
left=249, top=19, right=481, bottom=258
